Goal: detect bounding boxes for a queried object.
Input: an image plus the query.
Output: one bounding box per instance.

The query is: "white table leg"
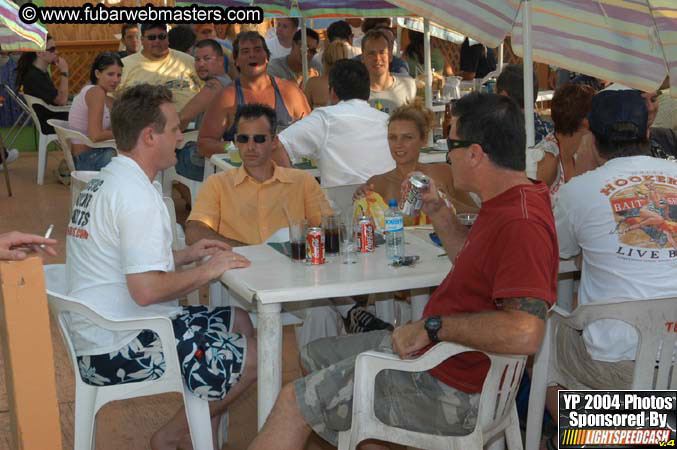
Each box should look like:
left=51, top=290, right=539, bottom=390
left=257, top=300, right=282, bottom=430
left=410, top=288, right=429, bottom=321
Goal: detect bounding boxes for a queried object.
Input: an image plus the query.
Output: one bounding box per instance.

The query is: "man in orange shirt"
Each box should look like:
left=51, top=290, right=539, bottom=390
left=186, top=103, right=329, bottom=247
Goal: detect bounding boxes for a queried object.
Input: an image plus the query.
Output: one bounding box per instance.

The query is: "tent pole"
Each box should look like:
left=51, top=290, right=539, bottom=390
left=301, top=17, right=309, bottom=89
left=498, top=43, right=504, bottom=70
left=424, top=18, right=433, bottom=146
left=523, top=0, right=535, bottom=150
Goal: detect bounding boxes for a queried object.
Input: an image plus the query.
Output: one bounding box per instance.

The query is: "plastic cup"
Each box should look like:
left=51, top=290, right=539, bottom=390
left=339, top=221, right=357, bottom=264
left=289, top=220, right=307, bottom=262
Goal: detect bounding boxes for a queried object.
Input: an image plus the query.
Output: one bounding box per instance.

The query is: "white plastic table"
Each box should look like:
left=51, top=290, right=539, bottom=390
left=220, top=232, right=451, bottom=428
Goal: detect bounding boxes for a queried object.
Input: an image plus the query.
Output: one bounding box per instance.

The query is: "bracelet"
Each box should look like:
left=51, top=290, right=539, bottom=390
left=60, top=71, right=69, bottom=77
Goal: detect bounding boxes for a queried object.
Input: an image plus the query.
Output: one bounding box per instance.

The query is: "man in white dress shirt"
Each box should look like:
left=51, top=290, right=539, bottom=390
left=273, top=59, right=395, bottom=187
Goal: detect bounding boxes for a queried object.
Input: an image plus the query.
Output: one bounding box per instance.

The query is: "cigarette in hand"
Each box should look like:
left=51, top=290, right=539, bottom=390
left=40, top=224, right=54, bottom=249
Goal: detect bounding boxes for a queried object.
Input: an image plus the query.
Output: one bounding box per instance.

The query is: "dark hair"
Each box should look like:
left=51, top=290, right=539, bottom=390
left=121, top=24, right=138, bottom=38
left=90, top=52, right=123, bottom=85
left=404, top=30, right=424, bottom=64
left=327, top=21, right=352, bottom=42
left=15, top=34, right=52, bottom=89
left=168, top=25, right=196, bottom=53
left=141, top=23, right=166, bottom=35
left=233, top=31, right=270, bottom=61
left=194, top=38, right=224, bottom=56
left=362, top=18, right=390, bottom=33
left=594, top=126, right=650, bottom=160
left=551, top=83, right=595, bottom=135
left=496, top=64, right=538, bottom=109
left=292, top=28, right=319, bottom=45
left=111, top=84, right=173, bottom=152
left=361, top=29, right=392, bottom=53
left=451, top=92, right=526, bottom=171
left=233, top=103, right=277, bottom=135
left=328, top=59, right=370, bottom=101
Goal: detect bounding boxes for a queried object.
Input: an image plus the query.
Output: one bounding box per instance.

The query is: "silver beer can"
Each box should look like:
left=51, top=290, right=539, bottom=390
left=401, top=173, right=430, bottom=216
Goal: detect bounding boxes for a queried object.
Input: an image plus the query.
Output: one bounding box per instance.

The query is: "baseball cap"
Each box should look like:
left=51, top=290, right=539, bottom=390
left=140, top=23, right=167, bottom=35
left=588, top=90, right=648, bottom=142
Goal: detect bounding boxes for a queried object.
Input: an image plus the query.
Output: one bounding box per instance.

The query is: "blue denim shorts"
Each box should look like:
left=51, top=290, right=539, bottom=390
left=73, top=147, right=116, bottom=171
left=175, top=142, right=205, bottom=181
left=76, top=306, right=247, bottom=400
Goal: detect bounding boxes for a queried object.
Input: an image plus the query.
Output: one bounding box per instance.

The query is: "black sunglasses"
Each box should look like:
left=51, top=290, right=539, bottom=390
left=46, top=46, right=57, bottom=53
left=145, top=33, right=167, bottom=41
left=235, top=134, right=268, bottom=144
left=447, top=138, right=481, bottom=151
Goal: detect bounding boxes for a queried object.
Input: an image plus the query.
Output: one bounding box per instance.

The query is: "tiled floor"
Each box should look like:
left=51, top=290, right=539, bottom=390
left=0, top=152, right=334, bottom=450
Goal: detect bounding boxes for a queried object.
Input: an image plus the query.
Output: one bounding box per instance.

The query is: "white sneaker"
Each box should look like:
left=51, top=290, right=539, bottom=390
left=0, top=149, right=19, bottom=171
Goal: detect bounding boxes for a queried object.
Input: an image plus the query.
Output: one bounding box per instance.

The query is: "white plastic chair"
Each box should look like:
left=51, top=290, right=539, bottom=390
left=48, top=119, right=117, bottom=173
left=44, top=264, right=214, bottom=450
left=338, top=342, right=527, bottom=450
left=525, top=297, right=677, bottom=450
left=23, top=94, right=69, bottom=184
left=162, top=130, right=203, bottom=206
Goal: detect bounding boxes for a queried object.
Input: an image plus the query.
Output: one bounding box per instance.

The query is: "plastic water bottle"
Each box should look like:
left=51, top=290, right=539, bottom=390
left=385, top=199, right=405, bottom=261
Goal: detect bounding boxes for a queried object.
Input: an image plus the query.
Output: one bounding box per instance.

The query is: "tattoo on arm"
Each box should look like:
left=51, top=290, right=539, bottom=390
left=496, top=297, right=548, bottom=320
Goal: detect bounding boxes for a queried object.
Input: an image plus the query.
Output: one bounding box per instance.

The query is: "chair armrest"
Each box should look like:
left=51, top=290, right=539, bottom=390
left=46, top=104, right=71, bottom=113
left=354, top=342, right=472, bottom=376
left=90, top=139, right=117, bottom=149
left=180, top=130, right=200, bottom=149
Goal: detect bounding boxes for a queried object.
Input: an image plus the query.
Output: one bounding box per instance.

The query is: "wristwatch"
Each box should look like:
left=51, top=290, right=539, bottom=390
left=424, top=315, right=442, bottom=343
left=60, top=71, right=69, bottom=77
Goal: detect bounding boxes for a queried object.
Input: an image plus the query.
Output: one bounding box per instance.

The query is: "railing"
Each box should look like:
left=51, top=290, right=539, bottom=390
left=51, top=39, right=120, bottom=96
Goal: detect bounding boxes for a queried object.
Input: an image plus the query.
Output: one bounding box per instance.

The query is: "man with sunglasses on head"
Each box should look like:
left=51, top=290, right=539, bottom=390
left=267, top=28, right=322, bottom=86
left=248, top=92, right=558, bottom=450
left=186, top=102, right=329, bottom=247
left=118, top=23, right=201, bottom=112
left=197, top=31, right=310, bottom=158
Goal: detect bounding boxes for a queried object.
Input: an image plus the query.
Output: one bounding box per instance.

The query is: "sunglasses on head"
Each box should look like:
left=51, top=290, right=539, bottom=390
left=145, top=33, right=167, bottom=41
left=46, top=46, right=57, bottom=53
left=235, top=134, right=268, bottom=144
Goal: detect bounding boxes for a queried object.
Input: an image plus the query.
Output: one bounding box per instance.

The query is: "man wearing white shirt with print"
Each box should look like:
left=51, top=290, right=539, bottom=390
left=66, top=84, right=257, bottom=450
left=545, top=89, right=677, bottom=415
left=273, top=59, right=395, bottom=187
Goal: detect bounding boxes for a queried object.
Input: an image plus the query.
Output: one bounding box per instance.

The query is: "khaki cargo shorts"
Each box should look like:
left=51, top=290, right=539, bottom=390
left=293, top=330, right=479, bottom=446
left=548, top=325, right=635, bottom=390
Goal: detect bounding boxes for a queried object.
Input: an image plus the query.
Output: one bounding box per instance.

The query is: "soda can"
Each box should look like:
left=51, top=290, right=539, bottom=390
left=305, top=227, right=325, bottom=264
left=401, top=173, right=430, bottom=216
left=486, top=79, right=496, bottom=94
left=356, top=216, right=374, bottom=253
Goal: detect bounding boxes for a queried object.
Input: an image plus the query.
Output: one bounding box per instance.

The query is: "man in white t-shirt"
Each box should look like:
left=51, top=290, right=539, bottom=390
left=362, top=29, right=416, bottom=114
left=66, top=84, right=256, bottom=449
left=265, top=18, right=299, bottom=60
left=273, top=59, right=395, bottom=187
left=118, top=23, right=201, bottom=111
left=546, top=90, right=677, bottom=412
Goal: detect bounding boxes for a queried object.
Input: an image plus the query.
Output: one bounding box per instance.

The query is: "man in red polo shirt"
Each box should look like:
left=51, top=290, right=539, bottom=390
left=248, top=92, right=559, bottom=450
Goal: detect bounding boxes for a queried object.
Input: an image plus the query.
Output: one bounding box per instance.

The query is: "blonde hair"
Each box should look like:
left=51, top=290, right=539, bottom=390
left=322, top=41, right=351, bottom=74
left=388, top=99, right=435, bottom=138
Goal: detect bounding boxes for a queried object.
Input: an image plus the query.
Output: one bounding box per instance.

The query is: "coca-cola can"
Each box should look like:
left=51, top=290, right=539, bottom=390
left=356, top=216, right=374, bottom=253
left=401, top=173, right=430, bottom=216
left=305, top=227, right=325, bottom=264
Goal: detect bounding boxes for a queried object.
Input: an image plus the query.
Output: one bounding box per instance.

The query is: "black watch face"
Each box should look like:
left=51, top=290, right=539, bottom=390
left=426, top=316, right=441, bottom=330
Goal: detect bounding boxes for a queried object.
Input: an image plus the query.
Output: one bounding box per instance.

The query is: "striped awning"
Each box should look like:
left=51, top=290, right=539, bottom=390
left=0, top=0, right=47, bottom=51
left=387, top=0, right=675, bottom=96
left=177, top=0, right=413, bottom=18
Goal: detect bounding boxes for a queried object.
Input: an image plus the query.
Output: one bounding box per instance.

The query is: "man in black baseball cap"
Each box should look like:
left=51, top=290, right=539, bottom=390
left=545, top=88, right=677, bottom=422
